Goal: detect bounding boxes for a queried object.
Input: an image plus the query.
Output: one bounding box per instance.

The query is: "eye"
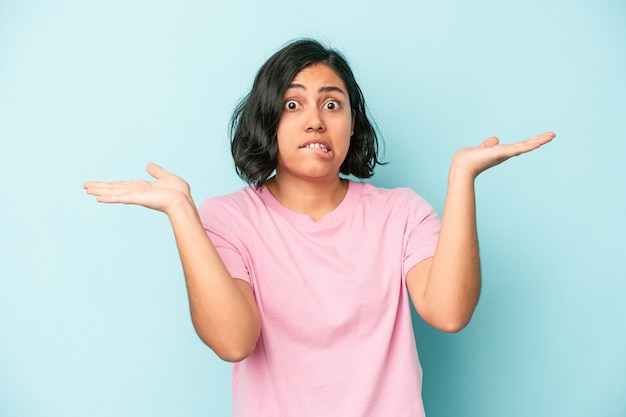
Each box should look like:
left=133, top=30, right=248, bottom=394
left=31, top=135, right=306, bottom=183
left=323, top=100, right=340, bottom=111
left=284, top=100, right=300, bottom=111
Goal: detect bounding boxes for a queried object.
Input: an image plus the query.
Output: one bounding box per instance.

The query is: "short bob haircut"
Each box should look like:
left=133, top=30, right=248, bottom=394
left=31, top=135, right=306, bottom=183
left=230, top=38, right=384, bottom=187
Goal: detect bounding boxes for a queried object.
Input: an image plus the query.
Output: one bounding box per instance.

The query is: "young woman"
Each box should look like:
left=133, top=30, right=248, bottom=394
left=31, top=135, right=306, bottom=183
left=84, top=39, right=554, bottom=416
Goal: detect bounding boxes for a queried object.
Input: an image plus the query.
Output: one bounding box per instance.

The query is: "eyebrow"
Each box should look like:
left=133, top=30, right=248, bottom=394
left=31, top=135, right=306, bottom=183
left=286, top=83, right=347, bottom=96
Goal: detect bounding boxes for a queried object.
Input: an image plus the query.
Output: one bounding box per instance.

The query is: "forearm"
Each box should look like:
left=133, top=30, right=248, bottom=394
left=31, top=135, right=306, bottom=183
left=409, top=132, right=554, bottom=332
left=167, top=197, right=260, bottom=361
left=417, top=166, right=481, bottom=332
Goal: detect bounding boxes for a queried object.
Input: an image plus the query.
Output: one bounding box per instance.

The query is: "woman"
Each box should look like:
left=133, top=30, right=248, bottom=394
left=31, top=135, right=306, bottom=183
left=84, top=39, right=554, bottom=416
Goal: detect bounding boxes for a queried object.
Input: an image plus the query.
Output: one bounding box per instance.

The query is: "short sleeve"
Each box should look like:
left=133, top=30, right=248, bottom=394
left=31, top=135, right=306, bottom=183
left=402, top=190, right=441, bottom=279
left=199, top=199, right=251, bottom=285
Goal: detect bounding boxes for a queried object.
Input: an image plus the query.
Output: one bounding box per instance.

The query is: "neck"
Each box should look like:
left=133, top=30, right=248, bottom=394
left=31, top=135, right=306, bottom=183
left=265, top=174, right=348, bottom=222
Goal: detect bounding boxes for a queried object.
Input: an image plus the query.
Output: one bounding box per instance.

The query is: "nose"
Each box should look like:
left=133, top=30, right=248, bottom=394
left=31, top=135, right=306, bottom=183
left=305, top=107, right=325, bottom=132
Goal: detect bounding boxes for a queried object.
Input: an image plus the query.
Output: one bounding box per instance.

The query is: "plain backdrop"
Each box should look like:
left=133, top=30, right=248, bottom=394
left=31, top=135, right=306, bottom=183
left=1, top=1, right=625, bottom=416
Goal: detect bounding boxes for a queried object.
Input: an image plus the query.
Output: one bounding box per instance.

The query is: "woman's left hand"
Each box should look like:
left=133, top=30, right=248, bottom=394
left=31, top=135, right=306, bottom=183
left=452, top=131, right=555, bottom=178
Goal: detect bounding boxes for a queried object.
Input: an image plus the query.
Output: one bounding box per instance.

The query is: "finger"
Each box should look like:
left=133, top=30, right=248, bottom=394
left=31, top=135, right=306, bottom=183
left=146, top=162, right=170, bottom=180
left=83, top=182, right=116, bottom=196
left=509, top=131, right=556, bottom=154
left=83, top=181, right=104, bottom=189
left=84, top=181, right=147, bottom=198
left=478, top=137, right=500, bottom=149
left=84, top=181, right=125, bottom=193
left=91, top=182, right=154, bottom=204
left=521, top=131, right=555, bottom=146
left=96, top=192, right=136, bottom=204
left=530, top=131, right=556, bottom=145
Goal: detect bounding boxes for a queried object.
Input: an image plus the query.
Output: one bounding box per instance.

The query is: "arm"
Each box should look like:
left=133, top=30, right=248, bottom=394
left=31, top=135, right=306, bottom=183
left=84, top=163, right=260, bottom=361
left=407, top=132, right=555, bottom=332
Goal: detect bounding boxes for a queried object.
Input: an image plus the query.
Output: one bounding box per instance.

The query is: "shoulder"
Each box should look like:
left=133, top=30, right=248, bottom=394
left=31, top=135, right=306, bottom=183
left=357, top=181, right=433, bottom=210
left=200, top=186, right=255, bottom=209
left=199, top=186, right=263, bottom=227
left=354, top=182, right=440, bottom=230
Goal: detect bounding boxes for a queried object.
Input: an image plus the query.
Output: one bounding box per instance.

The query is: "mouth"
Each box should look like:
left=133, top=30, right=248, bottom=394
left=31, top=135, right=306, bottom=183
left=300, top=141, right=331, bottom=153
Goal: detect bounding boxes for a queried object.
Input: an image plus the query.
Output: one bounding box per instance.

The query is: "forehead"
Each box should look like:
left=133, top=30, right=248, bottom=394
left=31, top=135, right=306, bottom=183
left=288, top=63, right=347, bottom=91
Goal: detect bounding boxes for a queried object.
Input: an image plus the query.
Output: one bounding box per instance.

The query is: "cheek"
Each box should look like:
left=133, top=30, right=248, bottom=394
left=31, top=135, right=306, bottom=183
left=275, top=122, right=288, bottom=149
left=339, top=119, right=354, bottom=143
left=276, top=116, right=295, bottom=140
left=275, top=123, right=296, bottom=163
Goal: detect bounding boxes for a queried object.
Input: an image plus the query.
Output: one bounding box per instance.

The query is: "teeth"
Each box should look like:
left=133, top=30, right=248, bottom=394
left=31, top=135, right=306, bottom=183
left=305, top=143, right=328, bottom=152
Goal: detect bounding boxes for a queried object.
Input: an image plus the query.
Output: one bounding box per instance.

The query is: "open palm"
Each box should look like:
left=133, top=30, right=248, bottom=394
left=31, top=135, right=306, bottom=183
left=83, top=163, right=191, bottom=213
left=453, top=131, right=555, bottom=177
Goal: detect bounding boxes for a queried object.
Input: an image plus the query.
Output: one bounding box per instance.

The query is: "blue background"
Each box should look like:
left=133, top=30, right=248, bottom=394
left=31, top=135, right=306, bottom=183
left=1, top=1, right=625, bottom=416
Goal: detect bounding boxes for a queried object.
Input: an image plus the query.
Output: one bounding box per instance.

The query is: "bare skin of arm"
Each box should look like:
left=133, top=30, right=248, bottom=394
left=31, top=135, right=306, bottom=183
left=84, top=163, right=260, bottom=362
left=85, top=131, right=554, bottom=351
left=407, top=132, right=555, bottom=332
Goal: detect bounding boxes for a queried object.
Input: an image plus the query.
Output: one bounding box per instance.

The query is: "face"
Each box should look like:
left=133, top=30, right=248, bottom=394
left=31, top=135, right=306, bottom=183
left=275, top=63, right=355, bottom=182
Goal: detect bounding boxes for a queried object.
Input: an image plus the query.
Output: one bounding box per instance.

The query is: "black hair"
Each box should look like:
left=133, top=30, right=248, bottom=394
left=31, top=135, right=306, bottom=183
left=230, top=38, right=384, bottom=187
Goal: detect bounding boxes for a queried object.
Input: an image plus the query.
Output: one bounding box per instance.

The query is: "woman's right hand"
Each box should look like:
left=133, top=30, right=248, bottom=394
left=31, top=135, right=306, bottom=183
left=83, top=163, right=192, bottom=214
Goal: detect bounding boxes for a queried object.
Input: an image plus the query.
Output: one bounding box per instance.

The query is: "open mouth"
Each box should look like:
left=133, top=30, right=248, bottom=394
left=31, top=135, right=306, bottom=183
left=301, top=142, right=330, bottom=153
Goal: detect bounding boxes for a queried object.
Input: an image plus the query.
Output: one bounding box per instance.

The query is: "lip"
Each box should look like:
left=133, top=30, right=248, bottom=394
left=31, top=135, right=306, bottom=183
left=299, top=139, right=332, bottom=152
left=299, top=139, right=334, bottom=160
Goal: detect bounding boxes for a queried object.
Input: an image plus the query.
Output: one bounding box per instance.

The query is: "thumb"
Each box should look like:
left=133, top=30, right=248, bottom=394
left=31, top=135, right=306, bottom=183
left=478, top=136, right=500, bottom=149
left=146, top=162, right=170, bottom=180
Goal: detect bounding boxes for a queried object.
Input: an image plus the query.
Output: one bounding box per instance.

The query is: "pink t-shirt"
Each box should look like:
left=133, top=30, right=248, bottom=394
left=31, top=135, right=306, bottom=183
left=200, top=181, right=440, bottom=417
